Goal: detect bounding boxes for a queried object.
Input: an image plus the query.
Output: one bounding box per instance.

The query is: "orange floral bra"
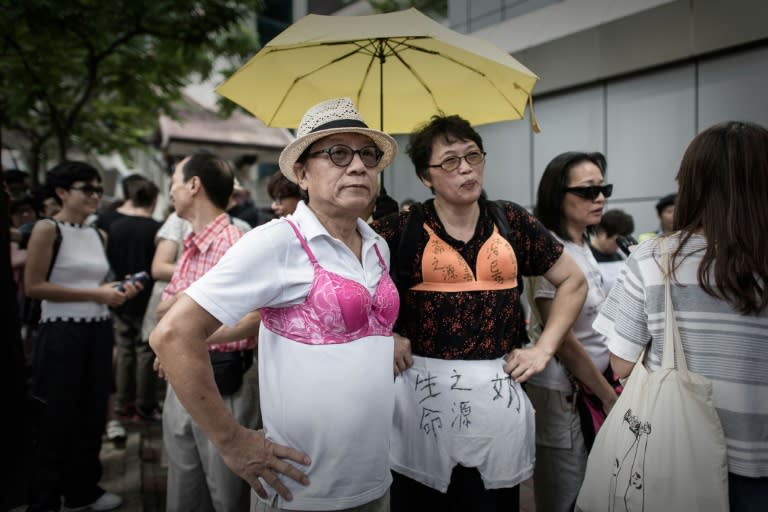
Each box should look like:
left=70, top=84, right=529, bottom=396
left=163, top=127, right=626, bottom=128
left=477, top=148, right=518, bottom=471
left=411, top=223, right=518, bottom=292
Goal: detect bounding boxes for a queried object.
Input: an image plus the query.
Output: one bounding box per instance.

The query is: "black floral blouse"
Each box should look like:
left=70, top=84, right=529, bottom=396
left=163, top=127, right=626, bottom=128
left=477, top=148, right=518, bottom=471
left=371, top=198, right=563, bottom=360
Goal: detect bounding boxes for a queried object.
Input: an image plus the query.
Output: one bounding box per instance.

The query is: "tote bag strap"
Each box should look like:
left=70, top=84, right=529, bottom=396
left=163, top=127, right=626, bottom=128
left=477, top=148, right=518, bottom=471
left=660, top=237, right=690, bottom=372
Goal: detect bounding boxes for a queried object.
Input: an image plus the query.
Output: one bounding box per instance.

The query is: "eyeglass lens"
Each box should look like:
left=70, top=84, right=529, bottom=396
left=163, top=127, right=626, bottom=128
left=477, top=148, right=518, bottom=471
left=311, top=145, right=382, bottom=168
left=71, top=185, right=104, bottom=196
left=432, top=151, right=486, bottom=172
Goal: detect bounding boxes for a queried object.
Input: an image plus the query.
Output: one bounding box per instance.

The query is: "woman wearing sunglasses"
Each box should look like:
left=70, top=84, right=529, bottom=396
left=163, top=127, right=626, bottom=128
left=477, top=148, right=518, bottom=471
left=525, top=151, right=619, bottom=512
left=24, top=161, right=142, bottom=512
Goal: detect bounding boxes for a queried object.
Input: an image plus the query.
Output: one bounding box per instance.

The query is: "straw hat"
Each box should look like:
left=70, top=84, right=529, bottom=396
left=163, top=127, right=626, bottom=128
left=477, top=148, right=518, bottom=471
left=279, top=98, right=397, bottom=183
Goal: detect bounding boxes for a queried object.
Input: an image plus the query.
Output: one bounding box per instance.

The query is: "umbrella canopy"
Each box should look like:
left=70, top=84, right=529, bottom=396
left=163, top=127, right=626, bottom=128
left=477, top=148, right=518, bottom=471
left=216, top=8, right=539, bottom=134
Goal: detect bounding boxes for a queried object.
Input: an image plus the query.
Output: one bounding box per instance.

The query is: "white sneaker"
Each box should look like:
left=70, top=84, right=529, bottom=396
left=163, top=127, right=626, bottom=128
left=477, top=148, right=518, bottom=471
left=106, top=419, right=127, bottom=448
left=65, top=491, right=123, bottom=511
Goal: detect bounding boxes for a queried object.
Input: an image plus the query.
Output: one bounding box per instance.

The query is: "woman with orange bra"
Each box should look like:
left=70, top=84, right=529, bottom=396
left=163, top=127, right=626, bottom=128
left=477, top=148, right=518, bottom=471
left=371, top=115, right=587, bottom=512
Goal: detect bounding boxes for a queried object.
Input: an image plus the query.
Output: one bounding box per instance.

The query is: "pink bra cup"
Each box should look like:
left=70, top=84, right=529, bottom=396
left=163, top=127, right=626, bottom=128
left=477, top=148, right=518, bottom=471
left=260, top=219, right=399, bottom=345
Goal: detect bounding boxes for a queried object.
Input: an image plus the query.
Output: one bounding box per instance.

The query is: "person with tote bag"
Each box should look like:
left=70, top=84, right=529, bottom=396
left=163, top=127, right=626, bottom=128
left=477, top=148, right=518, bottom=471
left=584, top=121, right=768, bottom=512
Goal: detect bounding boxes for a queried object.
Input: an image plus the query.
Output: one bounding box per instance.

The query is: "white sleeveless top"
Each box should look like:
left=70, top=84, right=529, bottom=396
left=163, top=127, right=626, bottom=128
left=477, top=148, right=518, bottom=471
left=41, top=221, right=111, bottom=322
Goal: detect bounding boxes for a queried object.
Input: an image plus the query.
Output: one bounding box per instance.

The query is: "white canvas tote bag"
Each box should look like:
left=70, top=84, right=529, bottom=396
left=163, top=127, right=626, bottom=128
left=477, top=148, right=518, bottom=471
left=576, top=240, right=729, bottom=512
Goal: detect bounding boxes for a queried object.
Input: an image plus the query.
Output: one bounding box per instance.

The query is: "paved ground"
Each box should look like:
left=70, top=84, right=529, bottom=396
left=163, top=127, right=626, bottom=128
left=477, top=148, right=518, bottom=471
left=13, top=419, right=536, bottom=512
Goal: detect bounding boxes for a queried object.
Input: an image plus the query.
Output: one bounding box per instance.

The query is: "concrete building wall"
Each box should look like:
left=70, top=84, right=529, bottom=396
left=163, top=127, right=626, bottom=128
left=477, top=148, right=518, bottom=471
left=383, top=42, right=768, bottom=234
left=380, top=0, right=768, bottom=235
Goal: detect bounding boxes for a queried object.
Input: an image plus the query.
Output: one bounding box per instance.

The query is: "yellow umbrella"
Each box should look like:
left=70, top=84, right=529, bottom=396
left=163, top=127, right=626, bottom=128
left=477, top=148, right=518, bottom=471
left=216, top=8, right=539, bottom=134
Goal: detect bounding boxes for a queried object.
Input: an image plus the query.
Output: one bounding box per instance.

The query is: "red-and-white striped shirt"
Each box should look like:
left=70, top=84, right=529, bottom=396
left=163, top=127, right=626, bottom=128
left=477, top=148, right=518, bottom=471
left=163, top=213, right=255, bottom=352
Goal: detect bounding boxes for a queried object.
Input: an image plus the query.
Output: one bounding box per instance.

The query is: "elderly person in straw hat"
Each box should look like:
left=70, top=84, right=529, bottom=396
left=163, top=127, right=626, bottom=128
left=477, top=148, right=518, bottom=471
left=151, top=97, right=399, bottom=512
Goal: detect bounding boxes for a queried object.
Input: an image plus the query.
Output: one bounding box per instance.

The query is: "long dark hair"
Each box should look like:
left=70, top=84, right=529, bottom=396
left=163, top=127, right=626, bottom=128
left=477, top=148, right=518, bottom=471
left=673, top=120, right=768, bottom=314
left=535, top=151, right=606, bottom=242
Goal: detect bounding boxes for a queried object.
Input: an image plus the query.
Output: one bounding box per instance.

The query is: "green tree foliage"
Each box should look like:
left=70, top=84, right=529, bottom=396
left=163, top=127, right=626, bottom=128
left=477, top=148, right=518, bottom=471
left=0, top=0, right=262, bottom=183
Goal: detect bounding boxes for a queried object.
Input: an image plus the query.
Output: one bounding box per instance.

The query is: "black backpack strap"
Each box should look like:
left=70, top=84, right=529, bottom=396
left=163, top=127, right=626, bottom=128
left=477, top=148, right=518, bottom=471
left=394, top=202, right=426, bottom=296
left=486, top=200, right=511, bottom=241
left=24, top=219, right=63, bottom=326
left=41, top=218, right=63, bottom=280
left=486, top=199, right=523, bottom=295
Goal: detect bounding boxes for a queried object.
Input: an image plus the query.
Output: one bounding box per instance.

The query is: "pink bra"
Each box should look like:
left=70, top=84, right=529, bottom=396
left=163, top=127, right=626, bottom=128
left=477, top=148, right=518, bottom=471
left=260, top=219, right=399, bottom=345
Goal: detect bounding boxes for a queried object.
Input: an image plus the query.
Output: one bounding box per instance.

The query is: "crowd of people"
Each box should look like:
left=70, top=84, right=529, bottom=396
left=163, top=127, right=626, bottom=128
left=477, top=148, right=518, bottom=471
left=4, top=97, right=766, bottom=512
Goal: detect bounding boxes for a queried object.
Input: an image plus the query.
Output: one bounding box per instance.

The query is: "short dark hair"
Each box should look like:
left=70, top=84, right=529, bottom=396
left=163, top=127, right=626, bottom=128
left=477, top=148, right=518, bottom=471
left=10, top=197, right=35, bottom=217
left=5, top=169, right=29, bottom=184
left=534, top=151, right=607, bottom=242
left=121, top=173, right=158, bottom=205
left=596, top=209, right=634, bottom=237
left=655, top=193, right=676, bottom=215
left=179, top=152, right=234, bottom=210
left=30, top=186, right=58, bottom=216
left=129, top=178, right=159, bottom=208
left=45, top=161, right=102, bottom=205
left=267, top=171, right=301, bottom=201
left=406, top=115, right=484, bottom=183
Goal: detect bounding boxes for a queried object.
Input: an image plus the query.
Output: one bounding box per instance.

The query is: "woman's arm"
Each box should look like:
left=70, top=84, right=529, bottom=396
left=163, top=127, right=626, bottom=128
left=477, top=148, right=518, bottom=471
left=504, top=251, right=587, bottom=382
left=537, top=298, right=618, bottom=411
left=206, top=311, right=262, bottom=345
left=24, top=221, right=128, bottom=307
left=151, top=238, right=179, bottom=281
left=610, top=353, right=635, bottom=380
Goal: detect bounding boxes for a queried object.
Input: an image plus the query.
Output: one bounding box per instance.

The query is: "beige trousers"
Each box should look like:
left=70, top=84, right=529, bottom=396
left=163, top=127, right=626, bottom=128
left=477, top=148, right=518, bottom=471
left=164, top=361, right=261, bottom=512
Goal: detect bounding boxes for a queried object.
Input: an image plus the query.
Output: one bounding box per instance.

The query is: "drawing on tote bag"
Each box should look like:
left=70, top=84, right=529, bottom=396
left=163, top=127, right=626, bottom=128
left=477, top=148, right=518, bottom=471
left=609, top=409, right=651, bottom=512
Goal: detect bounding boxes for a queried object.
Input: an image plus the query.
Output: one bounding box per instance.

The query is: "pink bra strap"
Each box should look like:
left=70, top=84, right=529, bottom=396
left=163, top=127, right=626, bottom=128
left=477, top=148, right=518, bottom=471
left=284, top=219, right=318, bottom=264
left=372, top=244, right=388, bottom=271
left=286, top=218, right=388, bottom=271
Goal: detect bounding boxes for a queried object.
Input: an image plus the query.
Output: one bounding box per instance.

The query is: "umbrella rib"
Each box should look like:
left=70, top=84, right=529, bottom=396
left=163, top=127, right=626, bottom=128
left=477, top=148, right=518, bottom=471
left=354, top=50, right=378, bottom=112
left=394, top=41, right=525, bottom=118
left=266, top=44, right=374, bottom=125
left=384, top=40, right=441, bottom=114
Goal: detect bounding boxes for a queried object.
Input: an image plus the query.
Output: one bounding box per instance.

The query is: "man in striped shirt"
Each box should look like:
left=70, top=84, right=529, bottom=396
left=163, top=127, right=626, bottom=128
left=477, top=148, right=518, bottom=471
left=156, top=152, right=260, bottom=512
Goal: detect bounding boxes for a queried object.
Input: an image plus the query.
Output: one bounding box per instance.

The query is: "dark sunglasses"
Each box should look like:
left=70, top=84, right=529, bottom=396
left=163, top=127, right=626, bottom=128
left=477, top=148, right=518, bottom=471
left=563, top=184, right=613, bottom=200
left=69, top=184, right=104, bottom=196
left=308, top=144, right=383, bottom=169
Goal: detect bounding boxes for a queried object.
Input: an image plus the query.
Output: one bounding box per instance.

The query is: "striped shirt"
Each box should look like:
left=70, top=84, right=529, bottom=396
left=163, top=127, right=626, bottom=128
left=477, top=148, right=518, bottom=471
left=593, top=233, right=768, bottom=477
left=163, top=213, right=254, bottom=352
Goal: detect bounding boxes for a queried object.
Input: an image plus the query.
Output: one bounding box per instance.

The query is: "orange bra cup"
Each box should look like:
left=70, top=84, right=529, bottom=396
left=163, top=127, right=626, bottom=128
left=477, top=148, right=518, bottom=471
left=412, top=223, right=518, bottom=292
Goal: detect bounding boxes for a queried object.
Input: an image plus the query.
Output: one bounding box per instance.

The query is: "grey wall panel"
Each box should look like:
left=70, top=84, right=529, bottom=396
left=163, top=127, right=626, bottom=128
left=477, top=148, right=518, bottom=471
left=532, top=86, right=605, bottom=203
left=496, top=0, right=768, bottom=95
left=605, top=65, right=695, bottom=201
left=384, top=134, right=433, bottom=206
left=476, top=119, right=533, bottom=207
left=698, top=45, right=768, bottom=130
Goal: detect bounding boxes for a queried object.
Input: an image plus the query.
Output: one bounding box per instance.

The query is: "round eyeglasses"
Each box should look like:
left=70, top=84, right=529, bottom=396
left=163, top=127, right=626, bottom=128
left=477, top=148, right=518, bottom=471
left=307, top=144, right=383, bottom=169
left=427, top=151, right=486, bottom=172
left=563, top=184, right=613, bottom=200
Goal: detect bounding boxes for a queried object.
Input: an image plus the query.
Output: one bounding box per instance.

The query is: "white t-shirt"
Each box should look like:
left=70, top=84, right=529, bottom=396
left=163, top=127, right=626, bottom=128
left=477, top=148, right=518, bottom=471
left=185, top=201, right=395, bottom=510
left=527, top=236, right=609, bottom=391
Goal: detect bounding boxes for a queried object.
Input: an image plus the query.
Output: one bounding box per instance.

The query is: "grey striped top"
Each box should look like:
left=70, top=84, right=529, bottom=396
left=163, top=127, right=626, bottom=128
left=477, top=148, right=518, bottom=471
left=593, top=233, right=768, bottom=477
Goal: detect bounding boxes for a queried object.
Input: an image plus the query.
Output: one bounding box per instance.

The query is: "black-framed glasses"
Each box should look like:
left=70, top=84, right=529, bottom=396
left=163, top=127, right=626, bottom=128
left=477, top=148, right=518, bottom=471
left=308, top=144, right=383, bottom=169
left=427, top=151, right=486, bottom=172
left=563, top=184, right=613, bottom=200
left=69, top=185, right=104, bottom=197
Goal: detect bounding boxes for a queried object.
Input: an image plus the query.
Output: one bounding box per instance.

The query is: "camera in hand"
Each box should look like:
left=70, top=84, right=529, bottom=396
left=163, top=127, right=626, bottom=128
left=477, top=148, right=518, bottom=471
left=116, top=271, right=151, bottom=292
left=616, top=235, right=638, bottom=257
